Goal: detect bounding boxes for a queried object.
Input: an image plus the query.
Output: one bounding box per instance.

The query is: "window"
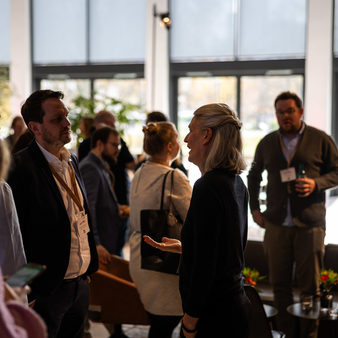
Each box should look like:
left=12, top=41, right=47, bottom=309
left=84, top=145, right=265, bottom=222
left=240, top=75, right=304, bottom=162
left=90, top=0, right=146, bottom=62
left=32, top=0, right=146, bottom=64
left=171, top=0, right=235, bottom=61
left=94, top=78, right=146, bottom=155
left=335, top=0, right=338, bottom=56
left=239, top=0, right=306, bottom=58
left=33, top=0, right=87, bottom=64
left=0, top=67, right=10, bottom=137
left=0, top=0, right=10, bottom=65
left=171, top=0, right=306, bottom=61
left=40, top=79, right=91, bottom=107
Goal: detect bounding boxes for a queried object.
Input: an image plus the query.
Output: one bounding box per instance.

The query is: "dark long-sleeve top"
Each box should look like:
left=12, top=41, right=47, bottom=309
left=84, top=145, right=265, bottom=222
left=247, top=124, right=338, bottom=227
left=179, top=168, right=248, bottom=318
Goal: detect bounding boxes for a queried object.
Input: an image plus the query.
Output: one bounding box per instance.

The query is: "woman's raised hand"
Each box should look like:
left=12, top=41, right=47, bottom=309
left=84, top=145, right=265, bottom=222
left=143, top=236, right=182, bottom=254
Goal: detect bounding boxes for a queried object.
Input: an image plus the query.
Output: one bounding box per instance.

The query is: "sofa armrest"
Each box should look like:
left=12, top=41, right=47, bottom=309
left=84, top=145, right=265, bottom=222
left=90, top=269, right=149, bottom=325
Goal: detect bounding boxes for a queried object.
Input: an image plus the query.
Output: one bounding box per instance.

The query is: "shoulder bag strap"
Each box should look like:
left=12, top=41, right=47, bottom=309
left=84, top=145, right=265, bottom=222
left=168, top=170, right=175, bottom=211
left=160, top=170, right=171, bottom=210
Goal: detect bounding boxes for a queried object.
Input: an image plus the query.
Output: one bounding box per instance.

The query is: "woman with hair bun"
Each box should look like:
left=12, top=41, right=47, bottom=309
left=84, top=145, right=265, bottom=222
left=129, top=122, right=192, bottom=338
left=144, top=104, right=251, bottom=337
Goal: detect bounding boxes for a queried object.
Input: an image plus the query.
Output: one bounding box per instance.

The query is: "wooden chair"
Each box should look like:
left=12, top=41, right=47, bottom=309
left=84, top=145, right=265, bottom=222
left=89, top=255, right=149, bottom=325
left=244, top=285, right=285, bottom=338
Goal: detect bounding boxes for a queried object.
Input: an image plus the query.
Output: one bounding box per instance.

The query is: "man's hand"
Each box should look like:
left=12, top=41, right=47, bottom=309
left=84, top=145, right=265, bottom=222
left=295, top=177, right=316, bottom=197
left=181, top=313, right=198, bottom=338
left=252, top=209, right=265, bottom=228
left=96, top=245, right=112, bottom=265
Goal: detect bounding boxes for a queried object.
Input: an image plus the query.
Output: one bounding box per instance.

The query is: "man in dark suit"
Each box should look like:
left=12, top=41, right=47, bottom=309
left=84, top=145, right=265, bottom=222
left=7, top=90, right=98, bottom=338
left=79, top=126, right=129, bottom=263
left=79, top=126, right=129, bottom=338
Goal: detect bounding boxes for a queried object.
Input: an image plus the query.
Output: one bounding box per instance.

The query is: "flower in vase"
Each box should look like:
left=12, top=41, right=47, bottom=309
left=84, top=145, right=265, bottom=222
left=243, top=267, right=265, bottom=287
left=319, top=269, right=338, bottom=292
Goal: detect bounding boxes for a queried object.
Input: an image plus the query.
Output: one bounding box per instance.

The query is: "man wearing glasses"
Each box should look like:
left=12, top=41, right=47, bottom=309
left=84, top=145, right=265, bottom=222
left=248, top=91, right=338, bottom=338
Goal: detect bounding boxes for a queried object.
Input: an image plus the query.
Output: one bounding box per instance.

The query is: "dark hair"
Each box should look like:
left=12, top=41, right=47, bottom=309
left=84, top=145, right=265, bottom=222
left=21, top=90, right=64, bottom=125
left=80, top=115, right=95, bottom=137
left=143, top=122, right=177, bottom=156
left=11, top=116, right=24, bottom=129
left=91, top=126, right=119, bottom=149
left=274, top=91, right=302, bottom=109
left=94, top=110, right=116, bottom=127
left=146, top=111, right=168, bottom=124
left=12, top=130, right=34, bottom=154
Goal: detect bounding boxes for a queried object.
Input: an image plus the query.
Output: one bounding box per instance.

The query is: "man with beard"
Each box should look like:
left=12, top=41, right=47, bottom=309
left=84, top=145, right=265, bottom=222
left=248, top=91, right=338, bottom=338
left=79, top=126, right=129, bottom=264
left=7, top=90, right=98, bottom=338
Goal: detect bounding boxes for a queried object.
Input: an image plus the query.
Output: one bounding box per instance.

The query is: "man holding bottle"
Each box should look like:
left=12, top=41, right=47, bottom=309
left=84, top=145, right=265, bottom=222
left=248, top=91, right=338, bottom=338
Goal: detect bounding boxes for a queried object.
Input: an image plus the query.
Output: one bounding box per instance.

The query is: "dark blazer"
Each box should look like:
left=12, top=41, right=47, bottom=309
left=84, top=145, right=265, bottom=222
left=79, top=152, right=123, bottom=255
left=7, top=141, right=98, bottom=297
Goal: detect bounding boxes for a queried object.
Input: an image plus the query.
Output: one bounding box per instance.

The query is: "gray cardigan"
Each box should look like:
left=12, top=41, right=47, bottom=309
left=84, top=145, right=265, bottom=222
left=248, top=124, right=338, bottom=228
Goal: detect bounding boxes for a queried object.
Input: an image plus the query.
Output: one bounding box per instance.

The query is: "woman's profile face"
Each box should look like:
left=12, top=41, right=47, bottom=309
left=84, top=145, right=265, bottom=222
left=184, top=117, right=206, bottom=168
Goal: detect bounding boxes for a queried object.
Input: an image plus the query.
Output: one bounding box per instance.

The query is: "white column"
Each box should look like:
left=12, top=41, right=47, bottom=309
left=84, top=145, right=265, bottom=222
left=304, top=0, right=333, bottom=134
left=145, top=0, right=170, bottom=116
left=9, top=0, right=32, bottom=115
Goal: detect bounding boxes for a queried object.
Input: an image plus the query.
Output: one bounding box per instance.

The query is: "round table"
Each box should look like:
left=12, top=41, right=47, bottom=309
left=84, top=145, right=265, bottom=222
left=287, top=302, right=338, bottom=321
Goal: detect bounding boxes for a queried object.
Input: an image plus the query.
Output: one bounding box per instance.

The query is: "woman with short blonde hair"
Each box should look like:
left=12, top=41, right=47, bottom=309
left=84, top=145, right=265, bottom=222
left=193, top=103, right=245, bottom=174
left=145, top=103, right=251, bottom=337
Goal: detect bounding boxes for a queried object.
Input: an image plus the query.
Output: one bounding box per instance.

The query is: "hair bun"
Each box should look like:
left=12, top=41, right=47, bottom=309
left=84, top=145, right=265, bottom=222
left=142, top=122, right=158, bottom=135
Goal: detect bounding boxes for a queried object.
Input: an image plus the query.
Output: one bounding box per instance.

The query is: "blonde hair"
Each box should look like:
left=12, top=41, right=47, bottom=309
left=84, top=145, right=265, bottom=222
left=142, top=122, right=177, bottom=156
left=0, top=139, right=10, bottom=180
left=194, top=103, right=245, bottom=174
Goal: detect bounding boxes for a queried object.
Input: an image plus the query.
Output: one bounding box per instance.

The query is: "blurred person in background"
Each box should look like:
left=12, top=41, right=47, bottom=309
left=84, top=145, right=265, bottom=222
left=79, top=115, right=95, bottom=139
left=5, top=116, right=26, bottom=152
left=0, top=139, right=26, bottom=276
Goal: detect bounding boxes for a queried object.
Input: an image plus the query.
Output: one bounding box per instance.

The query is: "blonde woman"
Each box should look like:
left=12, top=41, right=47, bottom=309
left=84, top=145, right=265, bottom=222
left=145, top=104, right=251, bottom=338
left=129, top=122, right=192, bottom=337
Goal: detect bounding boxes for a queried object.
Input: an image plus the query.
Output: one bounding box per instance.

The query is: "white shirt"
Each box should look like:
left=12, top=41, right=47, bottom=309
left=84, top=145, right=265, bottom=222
left=37, top=142, right=90, bottom=279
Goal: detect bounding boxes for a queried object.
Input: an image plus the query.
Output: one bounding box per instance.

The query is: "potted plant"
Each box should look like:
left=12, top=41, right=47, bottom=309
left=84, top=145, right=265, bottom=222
left=243, top=267, right=265, bottom=288
left=319, top=269, right=338, bottom=309
left=69, top=93, right=142, bottom=145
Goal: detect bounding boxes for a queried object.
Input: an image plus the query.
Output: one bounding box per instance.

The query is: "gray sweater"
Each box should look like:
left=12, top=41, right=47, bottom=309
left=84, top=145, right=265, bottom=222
left=248, top=124, right=338, bottom=228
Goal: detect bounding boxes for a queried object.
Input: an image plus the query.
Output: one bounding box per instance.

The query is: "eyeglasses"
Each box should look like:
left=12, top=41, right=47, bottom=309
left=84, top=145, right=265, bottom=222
left=276, top=108, right=297, bottom=115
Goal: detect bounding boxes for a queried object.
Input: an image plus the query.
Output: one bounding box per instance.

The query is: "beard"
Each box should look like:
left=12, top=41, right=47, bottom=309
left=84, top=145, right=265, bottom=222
left=102, top=152, right=117, bottom=165
left=41, top=126, right=70, bottom=146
